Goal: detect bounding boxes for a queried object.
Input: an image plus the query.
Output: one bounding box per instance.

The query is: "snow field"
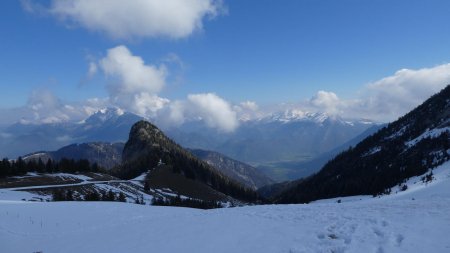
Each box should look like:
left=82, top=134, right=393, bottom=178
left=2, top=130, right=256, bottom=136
left=1, top=162, right=450, bottom=253
left=1, top=194, right=450, bottom=252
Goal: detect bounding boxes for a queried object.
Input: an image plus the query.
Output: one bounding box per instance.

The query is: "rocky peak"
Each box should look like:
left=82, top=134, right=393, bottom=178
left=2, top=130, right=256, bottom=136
left=128, top=120, right=164, bottom=144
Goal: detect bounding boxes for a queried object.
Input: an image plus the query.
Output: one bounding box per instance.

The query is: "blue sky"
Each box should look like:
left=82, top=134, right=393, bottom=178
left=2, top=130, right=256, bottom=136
left=1, top=0, right=450, bottom=128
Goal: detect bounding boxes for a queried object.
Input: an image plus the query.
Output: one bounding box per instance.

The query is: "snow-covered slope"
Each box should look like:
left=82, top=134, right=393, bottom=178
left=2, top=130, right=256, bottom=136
left=276, top=85, right=450, bottom=202
left=2, top=161, right=450, bottom=253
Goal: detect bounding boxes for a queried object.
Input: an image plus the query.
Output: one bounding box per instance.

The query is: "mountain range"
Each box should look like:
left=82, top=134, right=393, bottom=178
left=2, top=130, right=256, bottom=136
left=165, top=111, right=376, bottom=166
left=2, top=85, right=449, bottom=208
left=1, top=107, right=377, bottom=181
left=0, top=108, right=142, bottom=158
left=274, top=85, right=450, bottom=203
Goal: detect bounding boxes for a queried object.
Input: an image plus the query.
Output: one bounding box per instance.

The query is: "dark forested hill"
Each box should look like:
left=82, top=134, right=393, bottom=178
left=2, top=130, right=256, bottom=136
left=276, top=85, right=450, bottom=203
left=116, top=120, right=259, bottom=203
left=189, top=149, right=274, bottom=190
left=23, top=142, right=124, bottom=169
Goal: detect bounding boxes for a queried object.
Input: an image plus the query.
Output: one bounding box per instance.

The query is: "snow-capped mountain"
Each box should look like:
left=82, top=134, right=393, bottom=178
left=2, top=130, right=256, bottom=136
left=1, top=106, right=376, bottom=182
left=166, top=113, right=377, bottom=181
left=0, top=108, right=143, bottom=158
left=252, top=108, right=375, bottom=126
left=262, top=109, right=335, bottom=124
left=275, top=85, right=450, bottom=203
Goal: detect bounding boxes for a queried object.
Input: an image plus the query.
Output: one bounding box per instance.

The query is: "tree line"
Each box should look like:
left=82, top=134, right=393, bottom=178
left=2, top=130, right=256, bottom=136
left=275, top=85, right=450, bottom=204
left=0, top=157, right=104, bottom=178
left=151, top=195, right=223, bottom=209
left=52, top=188, right=127, bottom=202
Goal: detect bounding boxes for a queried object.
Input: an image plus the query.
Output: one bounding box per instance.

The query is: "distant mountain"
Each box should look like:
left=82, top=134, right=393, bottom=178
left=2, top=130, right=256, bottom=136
left=165, top=112, right=376, bottom=182
left=22, top=141, right=274, bottom=190
left=166, top=112, right=376, bottom=167
left=0, top=108, right=142, bottom=158
left=116, top=120, right=258, bottom=203
left=275, top=85, right=450, bottom=203
left=23, top=142, right=124, bottom=169
left=189, top=149, right=275, bottom=190
left=1, top=106, right=376, bottom=184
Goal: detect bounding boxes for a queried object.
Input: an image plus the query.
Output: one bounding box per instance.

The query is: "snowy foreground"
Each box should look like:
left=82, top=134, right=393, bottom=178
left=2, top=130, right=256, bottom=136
left=2, top=162, right=450, bottom=253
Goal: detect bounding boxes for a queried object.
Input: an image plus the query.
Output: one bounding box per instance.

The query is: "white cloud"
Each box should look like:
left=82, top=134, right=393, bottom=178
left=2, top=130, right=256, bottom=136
left=233, top=101, right=262, bottom=121
left=41, top=0, right=223, bottom=39
left=6, top=89, right=105, bottom=124
left=301, top=63, right=450, bottom=122
left=99, top=45, right=167, bottom=94
left=26, top=89, right=71, bottom=123
left=165, top=101, right=186, bottom=126
left=239, top=101, right=259, bottom=111
left=187, top=93, right=239, bottom=132
left=97, top=45, right=169, bottom=117
left=359, top=64, right=450, bottom=121
left=90, top=46, right=238, bottom=132
left=309, top=91, right=342, bottom=115
left=164, top=93, right=239, bottom=132
left=0, top=92, right=110, bottom=125
left=128, top=93, right=170, bottom=116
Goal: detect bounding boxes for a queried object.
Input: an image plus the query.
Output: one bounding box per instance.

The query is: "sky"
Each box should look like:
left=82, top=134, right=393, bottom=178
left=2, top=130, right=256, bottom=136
left=1, top=0, right=450, bottom=131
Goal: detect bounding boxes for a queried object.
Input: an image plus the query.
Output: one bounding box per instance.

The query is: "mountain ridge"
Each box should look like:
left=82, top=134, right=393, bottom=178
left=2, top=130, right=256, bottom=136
left=189, top=149, right=274, bottom=190
left=117, top=120, right=259, bottom=203
left=275, top=85, right=450, bottom=203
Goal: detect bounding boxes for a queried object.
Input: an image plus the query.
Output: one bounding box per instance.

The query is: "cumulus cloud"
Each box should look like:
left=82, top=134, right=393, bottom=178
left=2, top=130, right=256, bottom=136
left=239, top=101, right=259, bottom=111
left=309, top=91, right=342, bottom=115
left=126, top=93, right=170, bottom=116
left=187, top=93, right=239, bottom=132
left=301, top=63, right=450, bottom=122
left=84, top=46, right=238, bottom=132
left=26, top=89, right=70, bottom=123
left=162, top=93, right=239, bottom=132
left=359, top=64, right=450, bottom=121
left=31, top=0, right=223, bottom=39
left=99, top=45, right=167, bottom=94
left=95, top=45, right=169, bottom=117
left=233, top=101, right=263, bottom=121
left=84, top=46, right=238, bottom=131
left=0, top=89, right=107, bottom=125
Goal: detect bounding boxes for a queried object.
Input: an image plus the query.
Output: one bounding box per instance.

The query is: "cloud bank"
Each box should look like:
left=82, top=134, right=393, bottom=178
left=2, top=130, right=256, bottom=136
left=89, top=46, right=239, bottom=132
left=33, top=0, right=223, bottom=39
left=301, top=63, right=450, bottom=121
left=0, top=89, right=107, bottom=125
left=361, top=64, right=450, bottom=120
left=4, top=44, right=450, bottom=131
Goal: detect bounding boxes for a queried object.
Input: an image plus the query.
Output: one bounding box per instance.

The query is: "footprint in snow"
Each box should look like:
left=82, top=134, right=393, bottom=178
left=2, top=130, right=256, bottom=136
left=373, top=227, right=385, bottom=238
left=395, top=234, right=404, bottom=246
